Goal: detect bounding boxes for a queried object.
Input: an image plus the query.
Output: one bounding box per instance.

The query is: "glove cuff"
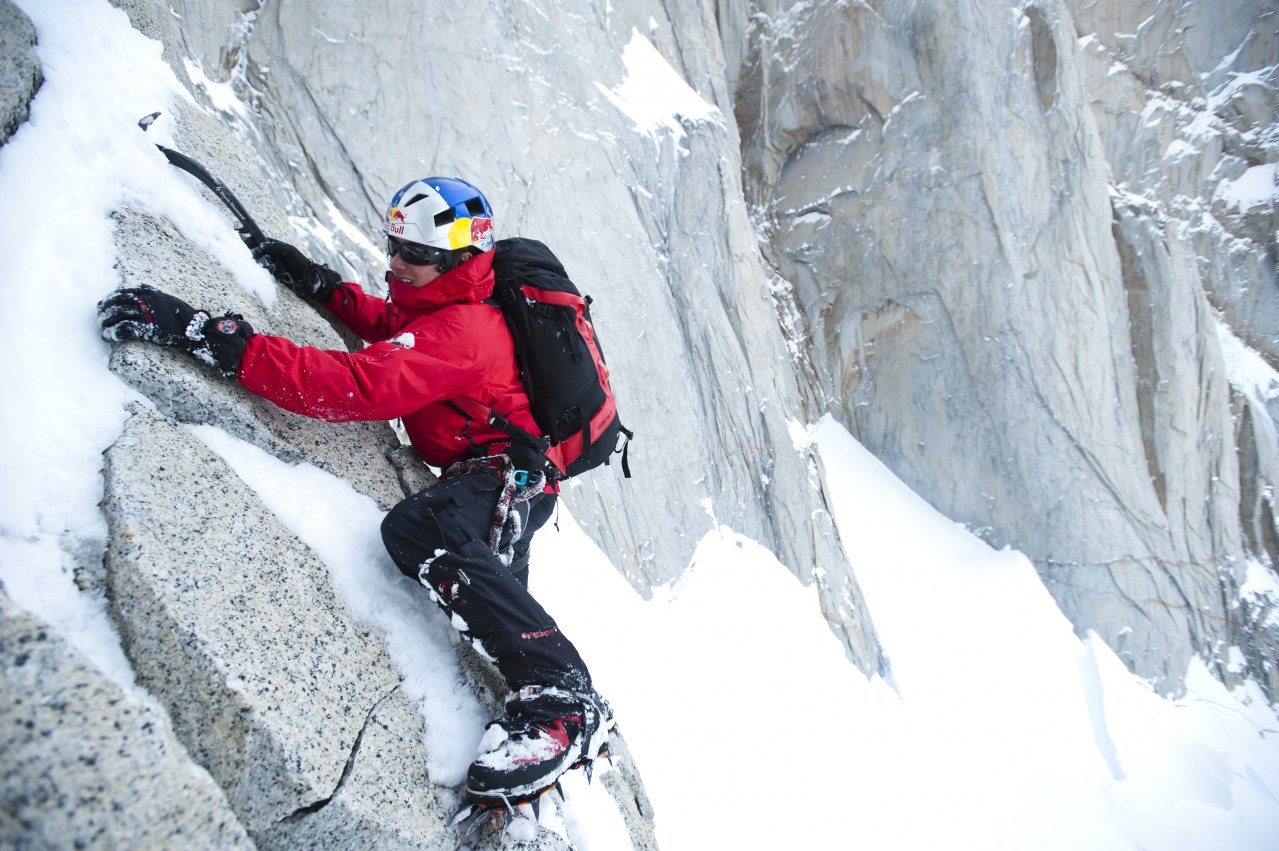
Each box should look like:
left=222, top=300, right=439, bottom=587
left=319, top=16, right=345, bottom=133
left=198, top=315, right=255, bottom=378
left=311, top=265, right=342, bottom=303
left=183, top=310, right=210, bottom=348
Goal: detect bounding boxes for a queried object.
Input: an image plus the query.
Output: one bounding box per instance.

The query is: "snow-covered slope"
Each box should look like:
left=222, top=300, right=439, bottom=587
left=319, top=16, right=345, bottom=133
left=541, top=416, right=1279, bottom=849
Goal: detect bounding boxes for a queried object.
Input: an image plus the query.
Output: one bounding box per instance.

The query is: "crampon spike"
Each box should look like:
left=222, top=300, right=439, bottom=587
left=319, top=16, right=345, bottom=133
left=452, top=801, right=495, bottom=844
left=453, top=782, right=565, bottom=847
left=574, top=736, right=612, bottom=784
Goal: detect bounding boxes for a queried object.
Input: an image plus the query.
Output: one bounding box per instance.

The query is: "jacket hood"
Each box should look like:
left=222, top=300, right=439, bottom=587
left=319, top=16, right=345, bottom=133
left=386, top=249, right=495, bottom=311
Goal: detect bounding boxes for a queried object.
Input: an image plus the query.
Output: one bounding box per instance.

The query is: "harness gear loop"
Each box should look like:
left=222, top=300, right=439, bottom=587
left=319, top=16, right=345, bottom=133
left=444, top=454, right=546, bottom=567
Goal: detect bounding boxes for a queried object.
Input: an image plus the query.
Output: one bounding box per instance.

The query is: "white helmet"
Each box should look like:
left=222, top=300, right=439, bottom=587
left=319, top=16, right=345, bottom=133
left=382, top=177, right=495, bottom=253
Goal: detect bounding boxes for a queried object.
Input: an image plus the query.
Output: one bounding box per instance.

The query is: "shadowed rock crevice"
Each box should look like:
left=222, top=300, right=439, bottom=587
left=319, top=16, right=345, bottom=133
left=1112, top=205, right=1169, bottom=515
left=1238, top=405, right=1266, bottom=560
left=1026, top=5, right=1059, bottom=111
left=277, top=686, right=397, bottom=825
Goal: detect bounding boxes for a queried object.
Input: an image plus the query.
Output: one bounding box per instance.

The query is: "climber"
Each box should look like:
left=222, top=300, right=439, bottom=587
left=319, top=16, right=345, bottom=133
left=96, top=177, right=611, bottom=806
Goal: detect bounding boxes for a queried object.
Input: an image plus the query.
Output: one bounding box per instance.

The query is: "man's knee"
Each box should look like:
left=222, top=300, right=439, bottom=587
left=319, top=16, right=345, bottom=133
left=381, top=495, right=439, bottom=580
left=419, top=550, right=467, bottom=605
left=380, top=500, right=409, bottom=550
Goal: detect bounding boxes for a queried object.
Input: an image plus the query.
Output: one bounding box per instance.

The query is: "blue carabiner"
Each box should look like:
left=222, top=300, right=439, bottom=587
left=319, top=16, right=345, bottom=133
left=513, top=470, right=529, bottom=486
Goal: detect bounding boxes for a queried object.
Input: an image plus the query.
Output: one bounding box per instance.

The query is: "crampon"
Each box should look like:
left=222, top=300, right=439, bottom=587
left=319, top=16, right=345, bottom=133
left=453, top=739, right=612, bottom=846
left=453, top=781, right=564, bottom=846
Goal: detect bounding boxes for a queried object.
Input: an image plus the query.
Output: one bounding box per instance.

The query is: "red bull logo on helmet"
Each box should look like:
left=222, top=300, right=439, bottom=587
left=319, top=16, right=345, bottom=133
left=384, top=206, right=407, bottom=236
left=446, top=216, right=495, bottom=251
left=470, top=216, right=494, bottom=251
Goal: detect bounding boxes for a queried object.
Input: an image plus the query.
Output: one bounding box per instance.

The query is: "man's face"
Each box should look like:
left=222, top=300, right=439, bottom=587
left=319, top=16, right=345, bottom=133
left=389, top=250, right=444, bottom=288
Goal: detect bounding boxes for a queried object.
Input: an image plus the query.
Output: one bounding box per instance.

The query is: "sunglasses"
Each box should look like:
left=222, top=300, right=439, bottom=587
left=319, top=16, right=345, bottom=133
left=387, top=236, right=448, bottom=267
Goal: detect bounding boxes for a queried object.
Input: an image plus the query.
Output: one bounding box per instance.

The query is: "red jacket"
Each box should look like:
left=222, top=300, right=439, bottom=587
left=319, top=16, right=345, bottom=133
left=237, top=250, right=539, bottom=469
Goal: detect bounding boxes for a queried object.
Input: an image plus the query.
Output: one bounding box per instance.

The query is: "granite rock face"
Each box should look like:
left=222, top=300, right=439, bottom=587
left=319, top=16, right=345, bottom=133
left=108, top=205, right=408, bottom=511
left=102, top=404, right=404, bottom=834
left=0, top=0, right=41, bottom=145
left=0, top=588, right=253, bottom=850
left=1064, top=0, right=1279, bottom=695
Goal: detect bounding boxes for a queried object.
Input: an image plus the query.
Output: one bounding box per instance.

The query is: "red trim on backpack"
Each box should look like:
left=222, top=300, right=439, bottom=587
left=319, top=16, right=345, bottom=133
left=556, top=394, right=617, bottom=463
left=521, top=284, right=615, bottom=399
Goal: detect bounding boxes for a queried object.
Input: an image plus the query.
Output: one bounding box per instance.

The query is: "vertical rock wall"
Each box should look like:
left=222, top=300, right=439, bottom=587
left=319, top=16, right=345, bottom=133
left=732, top=0, right=1278, bottom=695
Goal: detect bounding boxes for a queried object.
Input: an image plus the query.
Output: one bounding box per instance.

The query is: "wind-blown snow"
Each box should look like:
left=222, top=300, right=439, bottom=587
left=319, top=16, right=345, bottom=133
left=2, top=2, right=1279, bottom=850
left=595, top=29, right=723, bottom=143
left=1216, top=162, right=1277, bottom=212
left=1219, top=317, right=1279, bottom=410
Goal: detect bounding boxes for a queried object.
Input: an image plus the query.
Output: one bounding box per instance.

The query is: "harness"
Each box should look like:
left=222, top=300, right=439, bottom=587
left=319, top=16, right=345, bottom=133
left=444, top=454, right=547, bottom=567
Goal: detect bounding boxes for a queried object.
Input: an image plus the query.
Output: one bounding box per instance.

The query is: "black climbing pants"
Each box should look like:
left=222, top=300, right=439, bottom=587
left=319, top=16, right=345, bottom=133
left=381, top=470, right=592, bottom=694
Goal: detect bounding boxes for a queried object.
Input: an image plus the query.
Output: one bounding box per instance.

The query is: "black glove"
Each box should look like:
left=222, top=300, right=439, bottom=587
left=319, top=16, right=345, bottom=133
left=98, top=286, right=255, bottom=378
left=252, top=239, right=341, bottom=303
left=98, top=285, right=207, bottom=352
left=196, top=314, right=255, bottom=378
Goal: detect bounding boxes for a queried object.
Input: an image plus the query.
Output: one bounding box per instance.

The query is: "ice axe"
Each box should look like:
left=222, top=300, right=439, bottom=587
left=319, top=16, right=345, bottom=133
left=138, top=111, right=267, bottom=250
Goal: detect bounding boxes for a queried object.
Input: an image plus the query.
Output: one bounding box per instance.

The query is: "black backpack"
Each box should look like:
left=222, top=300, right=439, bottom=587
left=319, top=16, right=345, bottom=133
left=455, top=237, right=632, bottom=480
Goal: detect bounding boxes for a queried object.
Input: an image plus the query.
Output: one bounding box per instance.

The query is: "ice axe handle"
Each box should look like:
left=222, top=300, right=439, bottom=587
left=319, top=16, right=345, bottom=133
left=138, top=112, right=268, bottom=251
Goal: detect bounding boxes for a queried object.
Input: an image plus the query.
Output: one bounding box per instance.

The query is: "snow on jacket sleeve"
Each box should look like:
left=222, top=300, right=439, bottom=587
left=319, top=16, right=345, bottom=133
left=236, top=329, right=485, bottom=424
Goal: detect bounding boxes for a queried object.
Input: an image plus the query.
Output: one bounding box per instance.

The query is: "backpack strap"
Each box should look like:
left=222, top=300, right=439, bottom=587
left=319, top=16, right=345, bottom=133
left=618, top=425, right=634, bottom=478
left=449, top=397, right=566, bottom=479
